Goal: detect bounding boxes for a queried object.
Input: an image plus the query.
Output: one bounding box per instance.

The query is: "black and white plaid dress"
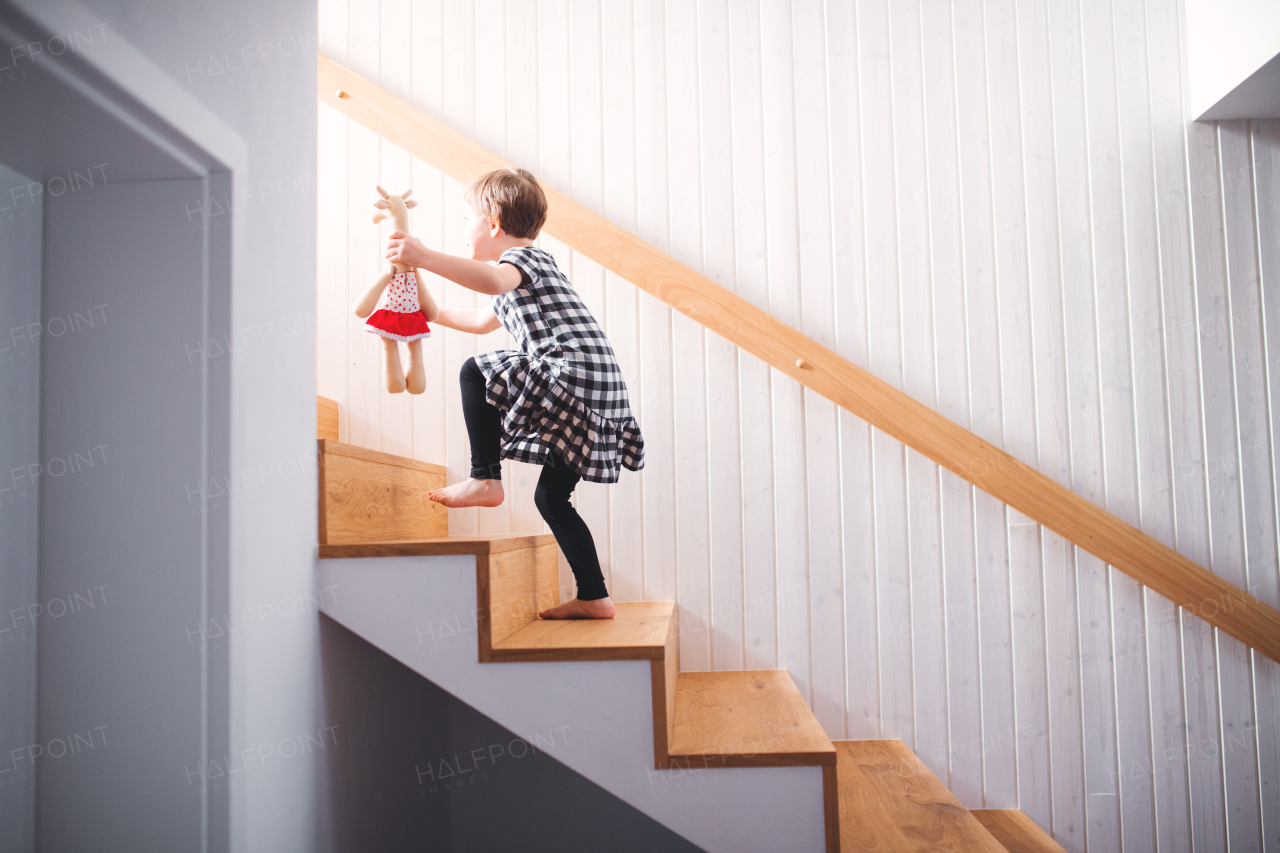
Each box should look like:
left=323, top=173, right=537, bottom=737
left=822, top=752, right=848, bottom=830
left=473, top=246, right=644, bottom=484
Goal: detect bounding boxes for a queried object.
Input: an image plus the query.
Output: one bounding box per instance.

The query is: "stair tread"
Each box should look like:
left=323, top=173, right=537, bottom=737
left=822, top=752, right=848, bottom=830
left=318, top=438, right=447, bottom=474
left=836, top=740, right=1005, bottom=852
left=320, top=534, right=557, bottom=558
left=667, top=670, right=836, bottom=766
left=970, top=810, right=1066, bottom=853
left=491, top=601, right=674, bottom=661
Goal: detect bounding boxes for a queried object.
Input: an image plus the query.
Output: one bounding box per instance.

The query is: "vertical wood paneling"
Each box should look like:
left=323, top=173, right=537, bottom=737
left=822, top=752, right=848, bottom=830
left=379, top=0, right=417, bottom=461
left=1185, top=115, right=1233, bottom=853
left=984, top=0, right=1035, bottom=810
left=410, top=0, right=448, bottom=472
left=1110, top=3, right=1165, bottom=844
left=727, top=0, right=779, bottom=674
left=1079, top=0, right=1128, bottom=843
left=666, top=0, right=714, bottom=672
left=792, top=0, right=844, bottom=734
left=347, top=3, right=384, bottom=452
left=824, top=0, right=878, bottom=743
left=1046, top=0, right=1099, bottom=847
left=889, top=0, right=946, bottom=777
left=634, top=1, right=678, bottom=610
left=1012, top=0, right=1059, bottom=833
left=442, top=0, right=479, bottom=534
left=697, top=0, right=746, bottom=674
left=954, top=0, right=1017, bottom=805
left=472, top=0, right=508, bottom=541
left=760, top=0, right=813, bottom=707
left=601, top=0, right=645, bottom=605
left=471, top=0, right=513, bottom=538
left=315, top=4, right=1280, bottom=848
left=1216, top=121, right=1266, bottom=853
left=1250, top=118, right=1280, bottom=853
left=564, top=0, right=608, bottom=597
left=1144, top=3, right=1195, bottom=850
left=920, top=0, right=980, bottom=802
left=858, top=0, right=913, bottom=744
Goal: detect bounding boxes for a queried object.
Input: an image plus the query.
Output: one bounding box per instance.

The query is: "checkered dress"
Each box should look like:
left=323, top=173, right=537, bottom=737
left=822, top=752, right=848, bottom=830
left=473, top=246, right=644, bottom=483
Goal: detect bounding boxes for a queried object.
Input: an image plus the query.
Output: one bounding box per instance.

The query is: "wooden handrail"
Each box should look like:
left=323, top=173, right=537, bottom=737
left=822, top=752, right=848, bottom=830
left=318, top=53, right=1280, bottom=664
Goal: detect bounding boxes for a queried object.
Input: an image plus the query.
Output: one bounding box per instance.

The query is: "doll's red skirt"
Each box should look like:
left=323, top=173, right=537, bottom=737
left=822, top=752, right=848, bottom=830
left=365, top=309, right=432, bottom=342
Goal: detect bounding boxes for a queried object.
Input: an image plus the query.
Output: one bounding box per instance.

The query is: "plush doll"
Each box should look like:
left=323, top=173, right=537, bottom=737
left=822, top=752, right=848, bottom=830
left=354, top=186, right=440, bottom=394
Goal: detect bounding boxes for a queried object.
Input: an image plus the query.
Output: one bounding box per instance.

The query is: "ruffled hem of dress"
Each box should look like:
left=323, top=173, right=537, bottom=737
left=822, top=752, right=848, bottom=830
left=476, top=352, right=644, bottom=483
left=365, top=306, right=432, bottom=341
left=365, top=326, right=432, bottom=342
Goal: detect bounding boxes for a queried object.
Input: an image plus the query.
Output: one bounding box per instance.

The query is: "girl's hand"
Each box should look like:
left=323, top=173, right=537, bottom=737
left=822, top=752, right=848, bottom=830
left=386, top=231, right=427, bottom=267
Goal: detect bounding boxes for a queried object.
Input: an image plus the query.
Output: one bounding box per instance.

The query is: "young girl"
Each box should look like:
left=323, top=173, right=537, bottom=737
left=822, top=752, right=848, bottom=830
left=384, top=168, right=644, bottom=620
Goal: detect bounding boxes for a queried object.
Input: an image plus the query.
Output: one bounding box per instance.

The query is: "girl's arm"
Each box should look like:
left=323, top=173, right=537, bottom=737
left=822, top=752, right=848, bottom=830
left=387, top=232, right=523, bottom=296
left=430, top=302, right=502, bottom=335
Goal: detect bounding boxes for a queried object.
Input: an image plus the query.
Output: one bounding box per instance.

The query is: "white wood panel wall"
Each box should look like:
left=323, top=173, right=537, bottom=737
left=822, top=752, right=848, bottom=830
left=315, top=2, right=1280, bottom=850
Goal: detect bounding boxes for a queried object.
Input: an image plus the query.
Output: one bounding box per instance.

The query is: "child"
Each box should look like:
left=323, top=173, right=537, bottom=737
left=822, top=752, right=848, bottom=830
left=384, top=168, right=644, bottom=620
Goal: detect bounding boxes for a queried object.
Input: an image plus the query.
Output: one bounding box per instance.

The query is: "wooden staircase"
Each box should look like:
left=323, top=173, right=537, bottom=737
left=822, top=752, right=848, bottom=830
left=314, top=397, right=1066, bottom=853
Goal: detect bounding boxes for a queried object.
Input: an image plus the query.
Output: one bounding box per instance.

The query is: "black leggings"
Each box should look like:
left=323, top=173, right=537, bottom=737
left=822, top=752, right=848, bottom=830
left=459, top=356, right=609, bottom=601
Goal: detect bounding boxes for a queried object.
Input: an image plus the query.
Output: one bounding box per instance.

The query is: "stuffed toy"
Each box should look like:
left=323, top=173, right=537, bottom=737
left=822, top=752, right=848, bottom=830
left=354, top=186, right=440, bottom=394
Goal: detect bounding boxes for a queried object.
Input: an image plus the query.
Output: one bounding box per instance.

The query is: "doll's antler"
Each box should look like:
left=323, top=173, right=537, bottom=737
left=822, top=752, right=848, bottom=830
left=401, top=188, right=413, bottom=200
left=376, top=185, right=390, bottom=199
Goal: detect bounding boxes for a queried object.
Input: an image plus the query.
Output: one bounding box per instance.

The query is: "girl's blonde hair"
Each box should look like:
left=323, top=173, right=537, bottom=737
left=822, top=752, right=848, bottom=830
left=462, top=168, right=548, bottom=239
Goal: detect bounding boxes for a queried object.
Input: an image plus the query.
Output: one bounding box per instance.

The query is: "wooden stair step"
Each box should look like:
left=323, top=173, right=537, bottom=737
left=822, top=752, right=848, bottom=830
left=318, top=439, right=449, bottom=544
left=666, top=670, right=836, bottom=768
left=835, top=740, right=1005, bottom=852
left=319, top=534, right=557, bottom=559
left=491, top=601, right=674, bottom=662
left=970, top=810, right=1067, bottom=853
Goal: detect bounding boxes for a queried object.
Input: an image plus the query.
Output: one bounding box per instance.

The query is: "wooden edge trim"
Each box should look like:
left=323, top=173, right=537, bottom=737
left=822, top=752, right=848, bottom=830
left=317, top=439, right=330, bottom=546
left=663, top=751, right=837, bottom=769
left=475, top=554, right=492, bottom=663
left=650, top=660, right=669, bottom=770
left=318, top=535, right=556, bottom=559
left=315, top=51, right=1280, bottom=664
left=318, top=438, right=447, bottom=476
left=490, top=646, right=665, bottom=663
left=822, top=764, right=839, bottom=853
left=650, top=615, right=674, bottom=770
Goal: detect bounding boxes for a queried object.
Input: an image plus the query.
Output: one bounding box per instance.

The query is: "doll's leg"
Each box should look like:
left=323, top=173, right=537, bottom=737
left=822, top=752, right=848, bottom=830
left=381, top=336, right=406, bottom=394
left=405, top=339, right=426, bottom=394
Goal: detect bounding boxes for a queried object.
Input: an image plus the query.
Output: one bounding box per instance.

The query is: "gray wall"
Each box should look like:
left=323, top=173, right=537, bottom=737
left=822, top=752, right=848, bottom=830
left=36, top=176, right=208, bottom=850
left=0, top=161, right=42, bottom=853
left=33, top=1, right=323, bottom=849
left=0, top=0, right=315, bottom=848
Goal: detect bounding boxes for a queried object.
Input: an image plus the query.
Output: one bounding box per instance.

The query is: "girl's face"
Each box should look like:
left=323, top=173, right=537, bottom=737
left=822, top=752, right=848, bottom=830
left=461, top=203, right=500, bottom=261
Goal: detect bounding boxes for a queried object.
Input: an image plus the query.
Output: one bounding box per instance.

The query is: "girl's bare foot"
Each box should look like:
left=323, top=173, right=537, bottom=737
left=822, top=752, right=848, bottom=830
left=539, top=597, right=616, bottom=620
left=427, top=478, right=504, bottom=508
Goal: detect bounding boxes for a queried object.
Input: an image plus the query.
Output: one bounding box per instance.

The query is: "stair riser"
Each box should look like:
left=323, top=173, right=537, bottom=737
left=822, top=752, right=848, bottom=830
left=477, top=543, right=559, bottom=658
left=318, top=441, right=448, bottom=544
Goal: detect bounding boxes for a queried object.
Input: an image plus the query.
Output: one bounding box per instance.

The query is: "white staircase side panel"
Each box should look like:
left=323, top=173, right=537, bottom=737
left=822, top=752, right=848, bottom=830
left=318, top=555, right=826, bottom=853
